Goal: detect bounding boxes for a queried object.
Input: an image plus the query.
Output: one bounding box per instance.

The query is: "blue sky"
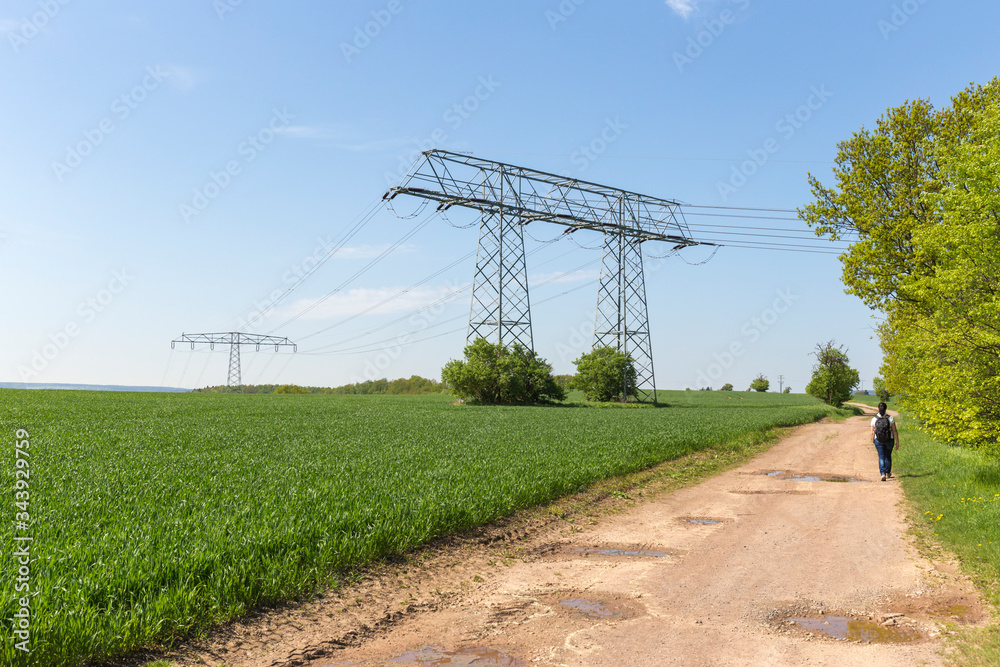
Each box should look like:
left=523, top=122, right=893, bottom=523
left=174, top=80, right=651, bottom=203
left=3, top=0, right=997, bottom=392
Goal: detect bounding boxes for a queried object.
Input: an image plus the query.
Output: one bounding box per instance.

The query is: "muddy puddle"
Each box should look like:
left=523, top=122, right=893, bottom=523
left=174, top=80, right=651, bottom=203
left=730, top=489, right=814, bottom=495
left=784, top=615, right=922, bottom=643
left=542, top=591, right=641, bottom=621
left=559, top=598, right=621, bottom=619
left=571, top=546, right=672, bottom=558
left=535, top=542, right=679, bottom=562
left=682, top=518, right=722, bottom=525
left=385, top=644, right=526, bottom=665
left=762, top=471, right=869, bottom=483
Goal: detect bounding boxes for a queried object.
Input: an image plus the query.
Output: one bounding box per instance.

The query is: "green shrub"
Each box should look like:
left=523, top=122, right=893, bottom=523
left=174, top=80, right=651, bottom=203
left=441, top=338, right=565, bottom=405
left=572, top=347, right=637, bottom=402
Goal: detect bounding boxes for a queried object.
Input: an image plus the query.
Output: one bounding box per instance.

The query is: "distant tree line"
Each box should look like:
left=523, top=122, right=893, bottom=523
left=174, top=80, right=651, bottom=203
left=193, top=375, right=446, bottom=395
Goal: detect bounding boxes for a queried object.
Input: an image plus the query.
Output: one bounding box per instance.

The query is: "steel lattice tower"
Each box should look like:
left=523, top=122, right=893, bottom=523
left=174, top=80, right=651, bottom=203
left=171, top=332, right=297, bottom=391
left=385, top=150, right=709, bottom=401
left=227, top=340, right=241, bottom=389
left=594, top=230, right=654, bottom=395
left=468, top=209, right=533, bottom=348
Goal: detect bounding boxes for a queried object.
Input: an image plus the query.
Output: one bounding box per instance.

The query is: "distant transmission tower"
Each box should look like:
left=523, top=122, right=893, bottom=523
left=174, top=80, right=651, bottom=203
left=385, top=150, right=710, bottom=401
left=171, top=332, right=297, bottom=391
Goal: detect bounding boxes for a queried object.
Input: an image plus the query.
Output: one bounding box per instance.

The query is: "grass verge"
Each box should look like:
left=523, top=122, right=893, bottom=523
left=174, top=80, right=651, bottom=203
left=894, top=412, right=1000, bottom=666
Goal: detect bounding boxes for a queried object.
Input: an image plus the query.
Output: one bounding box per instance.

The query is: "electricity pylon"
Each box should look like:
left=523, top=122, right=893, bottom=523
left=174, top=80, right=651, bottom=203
left=171, top=332, right=297, bottom=391
left=385, top=150, right=710, bottom=401
left=468, top=210, right=533, bottom=350
left=594, top=225, right=655, bottom=394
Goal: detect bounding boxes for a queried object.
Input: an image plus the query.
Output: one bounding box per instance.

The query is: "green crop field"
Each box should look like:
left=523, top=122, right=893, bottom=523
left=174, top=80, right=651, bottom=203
left=1, top=389, right=845, bottom=666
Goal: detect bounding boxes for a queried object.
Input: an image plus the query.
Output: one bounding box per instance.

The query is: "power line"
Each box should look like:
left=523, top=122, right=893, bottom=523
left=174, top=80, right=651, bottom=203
left=305, top=279, right=599, bottom=357
left=295, top=250, right=477, bottom=342
left=302, top=258, right=600, bottom=355
left=237, top=196, right=384, bottom=330
left=299, top=242, right=584, bottom=352
left=295, top=219, right=847, bottom=355
left=687, top=228, right=854, bottom=243
left=698, top=238, right=844, bottom=250
left=682, top=211, right=802, bottom=222
left=672, top=203, right=854, bottom=253
left=237, top=195, right=822, bottom=337
left=708, top=243, right=843, bottom=255
left=683, top=204, right=800, bottom=213
left=265, top=212, right=437, bottom=334
left=684, top=220, right=857, bottom=237
left=304, top=257, right=599, bottom=355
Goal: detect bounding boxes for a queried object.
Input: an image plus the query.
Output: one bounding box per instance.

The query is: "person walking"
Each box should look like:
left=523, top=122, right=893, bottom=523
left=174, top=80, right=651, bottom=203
left=871, top=402, right=900, bottom=481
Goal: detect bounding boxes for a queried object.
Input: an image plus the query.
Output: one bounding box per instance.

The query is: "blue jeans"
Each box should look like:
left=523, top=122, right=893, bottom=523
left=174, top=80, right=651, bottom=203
left=874, top=439, right=895, bottom=476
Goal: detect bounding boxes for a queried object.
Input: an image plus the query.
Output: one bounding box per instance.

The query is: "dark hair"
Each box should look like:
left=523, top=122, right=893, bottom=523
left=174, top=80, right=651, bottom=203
left=878, top=402, right=887, bottom=415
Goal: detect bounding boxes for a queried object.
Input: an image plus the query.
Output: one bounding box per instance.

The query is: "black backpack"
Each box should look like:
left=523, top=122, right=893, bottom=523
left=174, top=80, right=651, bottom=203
left=874, top=414, right=893, bottom=443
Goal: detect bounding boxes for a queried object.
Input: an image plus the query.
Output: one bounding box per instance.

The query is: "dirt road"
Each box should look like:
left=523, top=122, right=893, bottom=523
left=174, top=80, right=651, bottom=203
left=176, top=407, right=984, bottom=667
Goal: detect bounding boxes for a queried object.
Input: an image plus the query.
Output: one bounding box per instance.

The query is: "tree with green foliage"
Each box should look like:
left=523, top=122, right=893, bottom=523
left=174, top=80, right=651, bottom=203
left=274, top=384, right=310, bottom=394
left=801, top=80, right=999, bottom=310
left=572, top=346, right=637, bottom=402
left=552, top=374, right=575, bottom=390
left=882, top=103, right=1000, bottom=453
left=872, top=376, right=891, bottom=403
left=783, top=386, right=791, bottom=394
left=441, top=338, right=566, bottom=405
left=805, top=340, right=859, bottom=407
left=802, top=78, right=1000, bottom=453
left=719, top=383, right=734, bottom=392
left=327, top=376, right=445, bottom=395
left=749, top=374, right=769, bottom=392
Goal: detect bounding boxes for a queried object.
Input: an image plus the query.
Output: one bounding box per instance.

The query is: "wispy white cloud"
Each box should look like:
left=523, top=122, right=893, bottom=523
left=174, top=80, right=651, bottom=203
left=276, top=124, right=472, bottom=155
left=278, top=283, right=465, bottom=319
left=161, top=65, right=199, bottom=93
left=665, top=0, right=700, bottom=19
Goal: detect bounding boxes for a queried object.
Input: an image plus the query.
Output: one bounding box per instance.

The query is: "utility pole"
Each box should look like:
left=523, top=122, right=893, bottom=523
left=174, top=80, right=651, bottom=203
left=777, top=374, right=785, bottom=393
